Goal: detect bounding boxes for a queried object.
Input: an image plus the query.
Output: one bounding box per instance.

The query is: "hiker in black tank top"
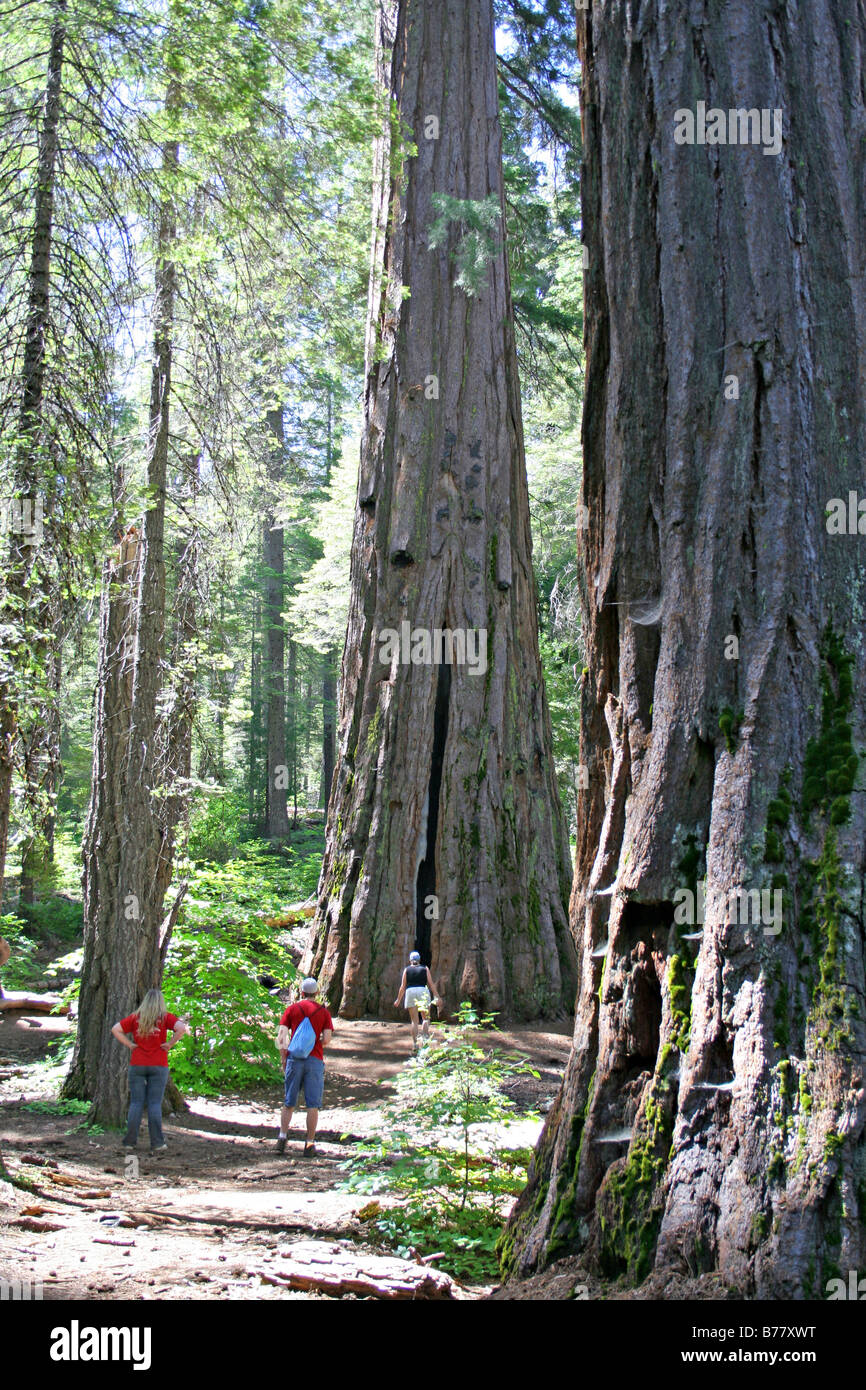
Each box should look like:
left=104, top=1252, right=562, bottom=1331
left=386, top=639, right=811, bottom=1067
left=394, top=951, right=441, bottom=1051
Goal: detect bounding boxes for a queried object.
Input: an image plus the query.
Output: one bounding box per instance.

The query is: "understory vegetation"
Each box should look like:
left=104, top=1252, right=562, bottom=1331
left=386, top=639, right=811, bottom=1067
left=338, top=1004, right=539, bottom=1281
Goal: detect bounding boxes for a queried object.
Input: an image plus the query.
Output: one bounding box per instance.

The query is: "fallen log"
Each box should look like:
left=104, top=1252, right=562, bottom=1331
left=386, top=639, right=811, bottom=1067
left=48, top=1172, right=105, bottom=1189
left=262, top=900, right=316, bottom=928
left=0, top=990, right=68, bottom=1015
left=12, top=1216, right=66, bottom=1232
left=250, top=1240, right=457, bottom=1300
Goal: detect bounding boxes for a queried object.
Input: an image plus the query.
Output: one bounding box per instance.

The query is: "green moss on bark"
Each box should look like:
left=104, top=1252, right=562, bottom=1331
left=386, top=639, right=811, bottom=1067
left=667, top=953, right=692, bottom=1053
left=598, top=1082, right=674, bottom=1282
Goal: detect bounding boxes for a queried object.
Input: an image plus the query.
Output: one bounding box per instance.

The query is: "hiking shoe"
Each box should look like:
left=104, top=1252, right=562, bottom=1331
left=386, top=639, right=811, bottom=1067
left=304, top=1144, right=317, bottom=1157
left=275, top=1136, right=286, bottom=1155
left=150, top=1143, right=168, bottom=1154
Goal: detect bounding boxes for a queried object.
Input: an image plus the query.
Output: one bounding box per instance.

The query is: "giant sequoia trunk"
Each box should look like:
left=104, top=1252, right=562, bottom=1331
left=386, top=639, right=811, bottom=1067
left=504, top=0, right=866, bottom=1297
left=64, top=135, right=182, bottom=1122
left=304, top=0, right=576, bottom=1020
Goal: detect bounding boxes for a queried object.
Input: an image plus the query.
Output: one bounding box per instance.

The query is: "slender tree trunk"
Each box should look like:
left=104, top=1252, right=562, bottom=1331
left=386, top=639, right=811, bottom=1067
left=287, top=636, right=297, bottom=823
left=64, top=125, right=181, bottom=1122
left=505, top=0, right=866, bottom=1297
left=304, top=0, right=577, bottom=1020
left=159, top=470, right=199, bottom=862
left=249, top=593, right=261, bottom=828
left=302, top=666, right=311, bottom=806
left=0, top=2, right=65, bottom=913
left=263, top=408, right=290, bottom=839
left=216, top=575, right=226, bottom=783
left=19, top=610, right=62, bottom=905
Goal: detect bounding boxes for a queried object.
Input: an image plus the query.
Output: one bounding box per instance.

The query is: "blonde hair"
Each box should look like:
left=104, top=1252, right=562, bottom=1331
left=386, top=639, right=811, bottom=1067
left=136, top=988, right=167, bottom=1036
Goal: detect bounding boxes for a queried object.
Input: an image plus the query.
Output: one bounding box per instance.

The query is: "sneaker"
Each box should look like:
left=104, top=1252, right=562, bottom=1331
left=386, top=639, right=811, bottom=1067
left=150, top=1143, right=168, bottom=1154
left=303, top=1144, right=316, bottom=1157
left=275, top=1136, right=286, bottom=1155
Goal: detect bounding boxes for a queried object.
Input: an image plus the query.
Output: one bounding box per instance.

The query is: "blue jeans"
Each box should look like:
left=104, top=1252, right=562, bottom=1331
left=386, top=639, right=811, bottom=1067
left=124, top=1065, right=169, bottom=1148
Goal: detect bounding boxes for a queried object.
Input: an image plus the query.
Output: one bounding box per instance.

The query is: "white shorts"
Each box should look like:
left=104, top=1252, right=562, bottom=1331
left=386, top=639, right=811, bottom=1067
left=405, top=987, right=431, bottom=1011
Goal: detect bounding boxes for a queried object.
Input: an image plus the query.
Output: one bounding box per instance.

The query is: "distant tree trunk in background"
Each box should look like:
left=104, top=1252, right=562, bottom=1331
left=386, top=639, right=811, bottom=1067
left=304, top=0, right=576, bottom=1020
left=263, top=408, right=290, bottom=839
left=504, top=0, right=866, bottom=1297
left=65, top=125, right=183, bottom=1123
left=321, top=649, right=336, bottom=811
left=248, top=592, right=261, bottom=828
left=287, top=637, right=297, bottom=822
left=215, top=575, right=226, bottom=783
left=43, top=642, right=60, bottom=864
left=18, top=634, right=61, bottom=905
left=0, top=4, right=65, bottom=914
left=303, top=665, right=312, bottom=805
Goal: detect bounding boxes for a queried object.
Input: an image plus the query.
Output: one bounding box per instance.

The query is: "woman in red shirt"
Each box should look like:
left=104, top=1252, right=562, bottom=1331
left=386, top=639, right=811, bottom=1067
left=111, top=989, right=188, bottom=1153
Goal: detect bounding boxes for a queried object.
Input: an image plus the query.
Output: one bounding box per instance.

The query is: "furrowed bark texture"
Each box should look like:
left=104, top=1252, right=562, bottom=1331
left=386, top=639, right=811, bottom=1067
left=304, top=0, right=577, bottom=1020
left=65, top=134, right=181, bottom=1123
left=322, top=650, right=336, bottom=811
left=65, top=528, right=140, bottom=1108
left=505, top=0, right=866, bottom=1296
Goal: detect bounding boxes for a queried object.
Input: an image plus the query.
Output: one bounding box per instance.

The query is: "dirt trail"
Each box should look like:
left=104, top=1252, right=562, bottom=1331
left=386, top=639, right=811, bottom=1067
left=0, top=1008, right=571, bottom=1300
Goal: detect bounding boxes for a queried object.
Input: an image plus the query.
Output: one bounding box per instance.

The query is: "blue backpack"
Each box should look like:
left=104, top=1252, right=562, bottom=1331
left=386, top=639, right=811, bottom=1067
left=288, top=1004, right=324, bottom=1060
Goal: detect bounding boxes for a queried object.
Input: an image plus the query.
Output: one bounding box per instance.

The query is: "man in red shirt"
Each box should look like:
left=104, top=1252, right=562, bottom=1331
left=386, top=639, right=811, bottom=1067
left=276, top=977, right=333, bottom=1156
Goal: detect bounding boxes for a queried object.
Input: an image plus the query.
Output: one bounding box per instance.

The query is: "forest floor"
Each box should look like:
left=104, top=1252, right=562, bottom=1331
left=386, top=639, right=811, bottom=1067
left=0, top=1005, right=572, bottom=1301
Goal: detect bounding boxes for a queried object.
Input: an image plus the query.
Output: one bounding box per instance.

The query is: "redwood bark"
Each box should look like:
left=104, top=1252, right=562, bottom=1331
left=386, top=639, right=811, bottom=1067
left=321, top=649, right=336, bottom=811
left=304, top=0, right=577, bottom=1020
left=505, top=0, right=866, bottom=1297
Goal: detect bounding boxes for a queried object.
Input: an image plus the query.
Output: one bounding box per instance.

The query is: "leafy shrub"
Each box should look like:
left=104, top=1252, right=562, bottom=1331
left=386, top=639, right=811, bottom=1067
left=0, top=912, right=40, bottom=988
left=179, top=838, right=322, bottom=927
left=283, top=845, right=324, bottom=900
left=21, top=1098, right=89, bottom=1115
left=186, top=788, right=253, bottom=863
left=339, top=1003, right=539, bottom=1282
left=159, top=848, right=303, bottom=1095
left=163, top=929, right=287, bottom=1095
left=18, top=895, right=83, bottom=942
left=20, top=1098, right=103, bottom=1133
